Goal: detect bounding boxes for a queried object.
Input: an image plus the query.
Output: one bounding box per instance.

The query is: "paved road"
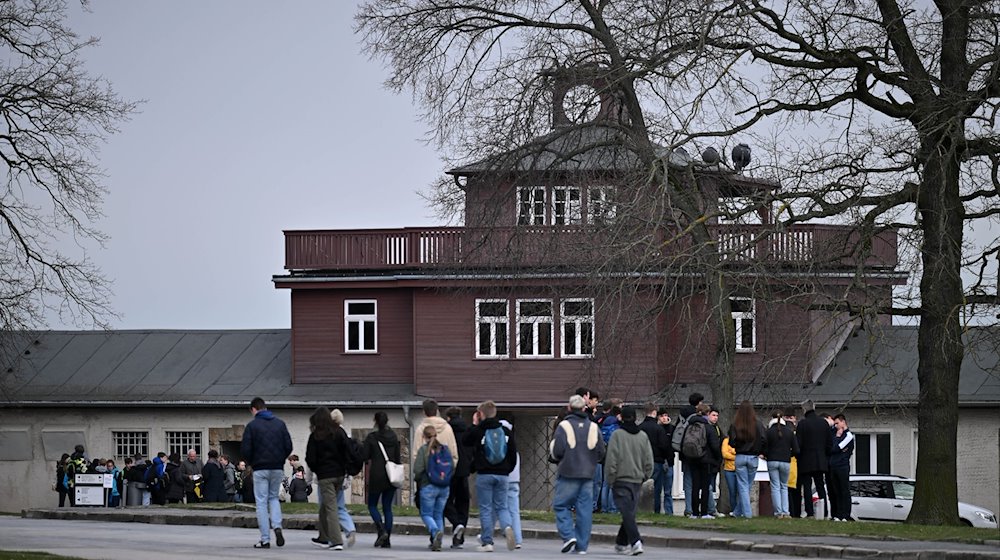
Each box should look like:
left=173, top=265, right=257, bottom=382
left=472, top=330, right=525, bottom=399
left=0, top=517, right=807, bottom=560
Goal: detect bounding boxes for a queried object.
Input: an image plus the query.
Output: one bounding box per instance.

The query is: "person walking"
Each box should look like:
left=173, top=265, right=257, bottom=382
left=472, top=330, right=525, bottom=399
left=550, top=394, right=605, bottom=555
left=413, top=424, right=454, bottom=551
left=329, top=409, right=358, bottom=547
left=363, top=410, right=401, bottom=548
left=462, top=400, right=517, bottom=552
left=242, top=397, right=293, bottom=549
left=605, top=406, right=654, bottom=556
left=499, top=419, right=522, bottom=549
left=306, top=406, right=348, bottom=550
left=727, top=400, right=765, bottom=518
left=764, top=410, right=799, bottom=518
left=796, top=399, right=833, bottom=519
left=444, top=406, right=474, bottom=549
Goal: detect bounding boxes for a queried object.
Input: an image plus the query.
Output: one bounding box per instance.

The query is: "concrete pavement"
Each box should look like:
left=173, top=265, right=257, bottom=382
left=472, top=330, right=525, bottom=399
left=19, top=507, right=1000, bottom=560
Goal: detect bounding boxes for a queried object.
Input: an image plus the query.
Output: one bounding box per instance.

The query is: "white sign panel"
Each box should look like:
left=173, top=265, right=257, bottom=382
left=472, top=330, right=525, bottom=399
left=75, top=474, right=104, bottom=485
left=103, top=474, right=113, bottom=489
left=75, top=486, right=105, bottom=506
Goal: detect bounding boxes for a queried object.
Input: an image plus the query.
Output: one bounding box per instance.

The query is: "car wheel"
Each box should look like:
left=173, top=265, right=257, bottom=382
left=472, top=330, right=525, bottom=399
left=959, top=518, right=972, bottom=527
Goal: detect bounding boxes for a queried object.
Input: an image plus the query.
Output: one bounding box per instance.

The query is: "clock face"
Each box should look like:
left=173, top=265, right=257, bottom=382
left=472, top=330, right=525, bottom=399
left=562, top=84, right=601, bottom=123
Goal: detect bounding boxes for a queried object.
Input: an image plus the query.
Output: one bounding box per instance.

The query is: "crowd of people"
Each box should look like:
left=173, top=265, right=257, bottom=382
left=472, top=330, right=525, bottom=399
left=56, top=392, right=855, bottom=554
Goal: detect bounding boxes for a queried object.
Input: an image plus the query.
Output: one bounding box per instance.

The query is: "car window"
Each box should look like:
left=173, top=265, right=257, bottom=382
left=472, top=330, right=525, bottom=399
left=851, top=480, right=889, bottom=498
left=892, top=481, right=915, bottom=500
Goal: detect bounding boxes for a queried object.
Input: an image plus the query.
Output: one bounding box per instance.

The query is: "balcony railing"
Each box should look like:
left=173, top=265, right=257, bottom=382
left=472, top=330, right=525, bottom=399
left=283, top=224, right=897, bottom=272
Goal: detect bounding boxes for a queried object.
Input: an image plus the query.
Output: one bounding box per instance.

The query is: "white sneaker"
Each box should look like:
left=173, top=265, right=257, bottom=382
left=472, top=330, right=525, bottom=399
left=615, top=544, right=629, bottom=554
left=630, top=540, right=644, bottom=555
left=504, top=526, right=516, bottom=551
left=477, top=543, right=494, bottom=552
left=561, top=538, right=577, bottom=553
left=346, top=531, right=356, bottom=548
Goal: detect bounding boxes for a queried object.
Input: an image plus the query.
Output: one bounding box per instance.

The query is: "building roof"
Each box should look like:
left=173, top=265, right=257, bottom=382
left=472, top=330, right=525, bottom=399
left=0, top=330, right=422, bottom=408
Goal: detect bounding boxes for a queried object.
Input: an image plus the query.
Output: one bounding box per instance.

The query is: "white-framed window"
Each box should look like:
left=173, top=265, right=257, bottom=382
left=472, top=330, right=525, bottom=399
left=517, top=186, right=546, bottom=225
left=476, top=299, right=509, bottom=358
left=345, top=300, right=377, bottom=353
left=516, top=299, right=554, bottom=357
left=112, top=431, right=148, bottom=462
left=552, top=186, right=582, bottom=225
left=165, top=431, right=202, bottom=458
left=587, top=186, right=616, bottom=224
left=854, top=432, right=891, bottom=475
left=730, top=297, right=756, bottom=352
left=561, top=298, right=595, bottom=357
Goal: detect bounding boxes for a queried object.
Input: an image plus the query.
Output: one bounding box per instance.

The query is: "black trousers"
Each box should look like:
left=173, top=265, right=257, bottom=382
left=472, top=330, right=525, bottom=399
left=688, top=462, right=711, bottom=517
left=828, top=466, right=851, bottom=520
left=788, top=485, right=802, bottom=518
left=444, top=475, right=470, bottom=528
left=799, top=470, right=828, bottom=517
left=612, top=481, right=642, bottom=547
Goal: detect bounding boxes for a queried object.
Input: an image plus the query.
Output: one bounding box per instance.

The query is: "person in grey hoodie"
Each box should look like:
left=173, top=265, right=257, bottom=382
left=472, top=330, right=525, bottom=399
left=605, top=406, right=654, bottom=556
left=549, top=394, right=606, bottom=555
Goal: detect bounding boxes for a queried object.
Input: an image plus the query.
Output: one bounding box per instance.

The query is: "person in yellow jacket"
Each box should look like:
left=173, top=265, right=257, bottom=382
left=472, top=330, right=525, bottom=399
left=721, top=437, right=741, bottom=517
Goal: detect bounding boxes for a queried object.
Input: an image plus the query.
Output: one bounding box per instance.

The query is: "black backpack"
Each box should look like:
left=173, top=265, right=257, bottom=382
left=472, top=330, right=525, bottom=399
left=681, top=420, right=709, bottom=460
left=344, top=437, right=365, bottom=476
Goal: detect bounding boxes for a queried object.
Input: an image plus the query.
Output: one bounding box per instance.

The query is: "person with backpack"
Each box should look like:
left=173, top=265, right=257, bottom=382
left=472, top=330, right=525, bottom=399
left=462, top=400, right=517, bottom=552
left=65, top=445, right=88, bottom=506
left=597, top=400, right=622, bottom=514
left=443, top=406, right=474, bottom=549
left=727, top=400, right=766, bottom=518
left=165, top=453, right=186, bottom=504
left=414, top=424, right=454, bottom=551
left=306, top=406, right=348, bottom=550
left=674, top=392, right=703, bottom=516
left=145, top=452, right=169, bottom=505
left=682, top=403, right=721, bottom=518
left=242, top=397, right=294, bottom=549
left=363, top=410, right=401, bottom=548
left=606, top=406, right=655, bottom=555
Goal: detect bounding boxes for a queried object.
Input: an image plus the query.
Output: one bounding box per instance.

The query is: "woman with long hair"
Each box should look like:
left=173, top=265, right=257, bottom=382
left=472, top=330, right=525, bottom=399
left=56, top=453, right=70, bottom=507
left=363, top=410, right=401, bottom=548
left=306, top=406, right=347, bottom=550
left=726, top=400, right=765, bottom=518
left=765, top=409, right=800, bottom=518
left=413, top=424, right=451, bottom=551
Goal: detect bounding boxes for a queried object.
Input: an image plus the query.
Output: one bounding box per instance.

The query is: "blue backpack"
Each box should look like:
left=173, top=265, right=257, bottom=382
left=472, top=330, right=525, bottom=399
left=482, top=426, right=508, bottom=465
left=600, top=417, right=620, bottom=444
left=427, top=444, right=454, bottom=487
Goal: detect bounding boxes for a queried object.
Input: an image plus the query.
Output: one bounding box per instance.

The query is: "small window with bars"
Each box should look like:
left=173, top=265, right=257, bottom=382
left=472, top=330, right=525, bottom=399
left=517, top=299, right=554, bottom=357
left=165, top=431, right=202, bottom=458
left=730, top=297, right=756, bottom=352
left=517, top=186, right=546, bottom=225
left=561, top=299, right=595, bottom=357
left=476, top=299, right=509, bottom=358
left=345, top=300, right=377, bottom=353
left=112, top=431, right=149, bottom=462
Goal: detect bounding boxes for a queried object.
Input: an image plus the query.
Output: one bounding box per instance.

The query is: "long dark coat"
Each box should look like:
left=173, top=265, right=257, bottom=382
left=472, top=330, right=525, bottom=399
left=796, top=411, right=833, bottom=473
left=363, top=428, right=401, bottom=495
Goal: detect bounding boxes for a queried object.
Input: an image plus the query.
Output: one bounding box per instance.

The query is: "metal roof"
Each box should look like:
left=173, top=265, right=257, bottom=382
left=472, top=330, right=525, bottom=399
left=0, top=330, right=422, bottom=407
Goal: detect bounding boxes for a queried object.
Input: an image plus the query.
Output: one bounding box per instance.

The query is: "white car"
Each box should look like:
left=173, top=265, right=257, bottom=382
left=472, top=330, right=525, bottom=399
left=849, top=474, right=998, bottom=529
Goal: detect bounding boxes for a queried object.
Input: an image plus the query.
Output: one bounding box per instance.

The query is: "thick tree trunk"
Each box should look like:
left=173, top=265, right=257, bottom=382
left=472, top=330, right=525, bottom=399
left=907, top=131, right=964, bottom=526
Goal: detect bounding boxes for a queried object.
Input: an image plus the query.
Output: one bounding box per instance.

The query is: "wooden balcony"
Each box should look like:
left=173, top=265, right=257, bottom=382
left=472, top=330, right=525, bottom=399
left=283, top=224, right=897, bottom=272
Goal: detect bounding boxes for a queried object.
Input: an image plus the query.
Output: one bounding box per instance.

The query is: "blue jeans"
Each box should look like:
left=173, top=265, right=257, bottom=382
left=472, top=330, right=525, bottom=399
left=592, top=464, right=603, bottom=511
left=419, top=483, right=449, bottom=537
left=724, top=470, right=742, bottom=517
left=683, top=465, right=693, bottom=514
left=734, top=454, right=758, bottom=518
left=768, top=461, right=791, bottom=515
left=708, top=474, right=717, bottom=514
left=652, top=462, right=674, bottom=514
left=368, top=488, right=395, bottom=533
left=601, top=470, right=618, bottom=513
left=475, top=474, right=511, bottom=545
left=507, top=481, right=522, bottom=545
left=553, top=476, right=593, bottom=552
left=252, top=469, right=284, bottom=543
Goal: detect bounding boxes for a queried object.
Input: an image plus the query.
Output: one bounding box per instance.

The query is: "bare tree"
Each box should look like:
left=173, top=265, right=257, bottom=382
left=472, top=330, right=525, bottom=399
left=0, top=0, right=136, bottom=332
left=693, top=0, right=1000, bottom=525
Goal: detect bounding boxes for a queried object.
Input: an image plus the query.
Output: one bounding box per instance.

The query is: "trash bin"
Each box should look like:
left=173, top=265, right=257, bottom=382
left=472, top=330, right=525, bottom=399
left=126, top=481, right=145, bottom=506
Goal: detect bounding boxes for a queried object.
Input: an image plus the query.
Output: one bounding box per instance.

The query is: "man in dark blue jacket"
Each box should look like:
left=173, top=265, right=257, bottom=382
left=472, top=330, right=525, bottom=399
left=242, top=397, right=293, bottom=549
left=828, top=414, right=855, bottom=521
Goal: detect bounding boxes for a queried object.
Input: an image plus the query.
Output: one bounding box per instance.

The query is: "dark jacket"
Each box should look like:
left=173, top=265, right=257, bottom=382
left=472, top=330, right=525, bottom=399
left=448, top=416, right=476, bottom=478
left=727, top=420, right=766, bottom=456
left=165, top=462, right=185, bottom=501
left=288, top=476, right=312, bottom=502
left=201, top=459, right=227, bottom=502
left=796, top=411, right=833, bottom=473
left=764, top=422, right=800, bottom=463
left=242, top=409, right=294, bottom=471
left=306, top=426, right=348, bottom=480
left=829, top=428, right=855, bottom=470
left=638, top=416, right=671, bottom=464
left=462, top=417, right=517, bottom=475
left=363, top=427, right=401, bottom=494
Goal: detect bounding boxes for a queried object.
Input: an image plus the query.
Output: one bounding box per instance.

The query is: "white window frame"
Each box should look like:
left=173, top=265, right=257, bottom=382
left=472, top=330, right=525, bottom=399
left=731, top=297, right=756, bottom=352
left=345, top=299, right=378, bottom=353
left=552, top=186, right=582, bottom=225
left=853, top=431, right=892, bottom=475
left=517, top=186, right=546, bottom=225
left=587, top=186, right=617, bottom=224
left=476, top=299, right=510, bottom=359
left=165, top=430, right=202, bottom=459
left=112, top=431, right=149, bottom=462
left=516, top=299, right=554, bottom=358
left=561, top=298, right=595, bottom=358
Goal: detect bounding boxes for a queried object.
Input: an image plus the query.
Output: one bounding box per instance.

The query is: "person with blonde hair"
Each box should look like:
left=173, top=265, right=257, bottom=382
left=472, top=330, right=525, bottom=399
left=306, top=406, right=348, bottom=550
left=414, top=424, right=454, bottom=551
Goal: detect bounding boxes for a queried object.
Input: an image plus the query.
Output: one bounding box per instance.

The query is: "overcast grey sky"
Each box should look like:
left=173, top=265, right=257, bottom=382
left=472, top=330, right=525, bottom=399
left=58, top=1, right=440, bottom=330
